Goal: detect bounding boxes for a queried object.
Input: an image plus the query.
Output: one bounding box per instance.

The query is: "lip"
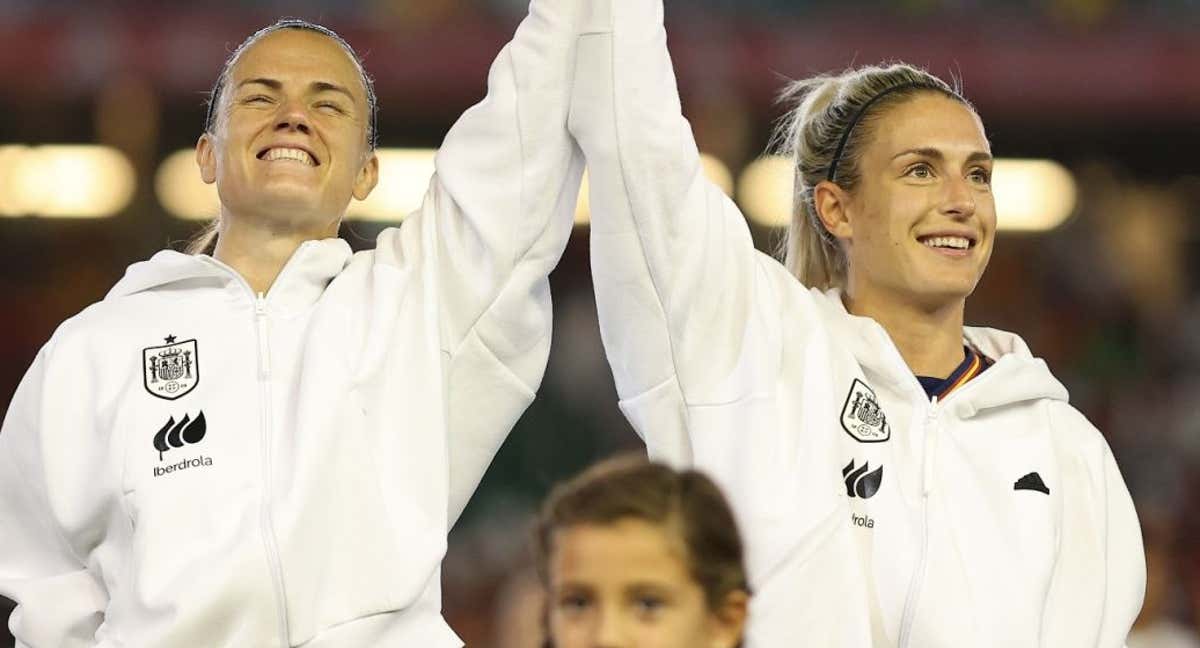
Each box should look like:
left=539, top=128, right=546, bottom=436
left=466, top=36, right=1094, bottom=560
left=256, top=143, right=321, bottom=167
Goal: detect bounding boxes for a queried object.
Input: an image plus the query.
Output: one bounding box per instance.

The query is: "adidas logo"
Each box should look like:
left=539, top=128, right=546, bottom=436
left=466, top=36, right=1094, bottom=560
left=1014, top=471, right=1049, bottom=495
left=153, top=411, right=207, bottom=462
left=842, top=459, right=883, bottom=499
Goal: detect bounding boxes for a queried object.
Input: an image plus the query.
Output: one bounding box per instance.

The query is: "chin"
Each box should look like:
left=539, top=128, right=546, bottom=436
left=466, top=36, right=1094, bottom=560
left=907, top=279, right=976, bottom=310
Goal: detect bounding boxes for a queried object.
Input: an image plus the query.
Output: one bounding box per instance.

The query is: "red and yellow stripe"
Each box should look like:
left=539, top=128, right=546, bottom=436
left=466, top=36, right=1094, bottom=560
left=938, top=352, right=985, bottom=400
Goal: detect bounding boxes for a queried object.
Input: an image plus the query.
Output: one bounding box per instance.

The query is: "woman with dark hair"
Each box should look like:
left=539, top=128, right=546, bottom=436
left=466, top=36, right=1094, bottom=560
left=566, top=0, right=1145, bottom=645
left=0, top=2, right=584, bottom=645
left=535, top=455, right=749, bottom=648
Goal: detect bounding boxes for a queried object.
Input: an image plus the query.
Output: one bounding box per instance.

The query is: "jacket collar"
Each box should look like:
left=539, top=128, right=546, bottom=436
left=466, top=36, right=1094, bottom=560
left=107, top=238, right=353, bottom=316
left=813, top=288, right=1068, bottom=415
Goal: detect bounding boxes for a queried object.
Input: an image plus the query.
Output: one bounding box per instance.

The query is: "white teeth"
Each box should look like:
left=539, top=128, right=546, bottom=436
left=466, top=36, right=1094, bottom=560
left=922, top=236, right=970, bottom=250
left=263, top=147, right=315, bottom=165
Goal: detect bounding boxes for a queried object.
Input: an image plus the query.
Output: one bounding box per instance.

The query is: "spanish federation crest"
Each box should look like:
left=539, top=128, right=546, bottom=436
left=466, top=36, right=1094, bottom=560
left=143, top=336, right=199, bottom=401
left=841, top=378, right=891, bottom=443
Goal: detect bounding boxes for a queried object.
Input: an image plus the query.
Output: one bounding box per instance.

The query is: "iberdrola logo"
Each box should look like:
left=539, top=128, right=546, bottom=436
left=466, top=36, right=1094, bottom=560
left=153, top=411, right=207, bottom=462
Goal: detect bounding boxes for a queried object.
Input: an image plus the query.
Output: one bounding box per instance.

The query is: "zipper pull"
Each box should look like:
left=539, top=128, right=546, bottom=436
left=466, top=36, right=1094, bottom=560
left=255, top=292, right=271, bottom=378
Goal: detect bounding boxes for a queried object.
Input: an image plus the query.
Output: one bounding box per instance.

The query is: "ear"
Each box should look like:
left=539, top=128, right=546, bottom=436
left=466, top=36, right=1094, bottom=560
left=352, top=152, right=380, bottom=201
left=196, top=134, right=217, bottom=185
left=812, top=179, right=854, bottom=242
left=708, top=589, right=749, bottom=648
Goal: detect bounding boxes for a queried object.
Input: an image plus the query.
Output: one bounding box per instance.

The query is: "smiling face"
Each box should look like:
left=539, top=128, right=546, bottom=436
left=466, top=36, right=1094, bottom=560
left=819, top=92, right=996, bottom=311
left=547, top=518, right=744, bottom=648
left=196, top=28, right=378, bottom=234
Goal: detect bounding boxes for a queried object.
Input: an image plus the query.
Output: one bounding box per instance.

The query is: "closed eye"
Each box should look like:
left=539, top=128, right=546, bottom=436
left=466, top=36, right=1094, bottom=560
left=315, top=101, right=347, bottom=114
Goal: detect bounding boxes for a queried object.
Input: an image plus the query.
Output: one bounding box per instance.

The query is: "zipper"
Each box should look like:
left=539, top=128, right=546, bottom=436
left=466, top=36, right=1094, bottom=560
left=254, top=292, right=290, bottom=647
left=198, top=248, right=311, bottom=646
left=898, top=396, right=938, bottom=647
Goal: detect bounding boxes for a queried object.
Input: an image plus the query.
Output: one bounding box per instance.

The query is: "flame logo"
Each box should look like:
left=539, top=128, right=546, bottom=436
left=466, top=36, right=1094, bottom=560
left=153, top=411, right=207, bottom=461
left=842, top=459, right=884, bottom=499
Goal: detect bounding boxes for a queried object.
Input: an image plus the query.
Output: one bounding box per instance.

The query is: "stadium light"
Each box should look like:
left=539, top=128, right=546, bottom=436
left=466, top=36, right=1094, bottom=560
left=991, top=159, right=1077, bottom=232
left=0, top=145, right=31, bottom=217
left=573, top=153, right=733, bottom=227
left=157, top=148, right=442, bottom=223
left=0, top=145, right=135, bottom=218
left=737, top=155, right=794, bottom=229
left=736, top=155, right=1078, bottom=233
left=156, top=149, right=218, bottom=221
left=345, top=148, right=437, bottom=222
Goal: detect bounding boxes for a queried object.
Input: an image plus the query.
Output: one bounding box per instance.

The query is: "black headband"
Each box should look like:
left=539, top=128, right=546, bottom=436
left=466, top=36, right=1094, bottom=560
left=825, top=82, right=927, bottom=183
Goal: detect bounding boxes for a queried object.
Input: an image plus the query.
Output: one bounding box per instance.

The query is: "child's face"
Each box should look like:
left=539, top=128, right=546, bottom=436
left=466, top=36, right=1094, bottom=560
left=547, top=518, right=743, bottom=648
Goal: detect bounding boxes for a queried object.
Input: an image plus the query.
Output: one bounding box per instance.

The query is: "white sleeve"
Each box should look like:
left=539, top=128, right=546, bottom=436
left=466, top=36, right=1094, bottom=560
left=1098, top=445, right=1146, bottom=646
left=0, top=346, right=109, bottom=647
left=372, top=0, right=587, bottom=524
left=568, top=0, right=777, bottom=460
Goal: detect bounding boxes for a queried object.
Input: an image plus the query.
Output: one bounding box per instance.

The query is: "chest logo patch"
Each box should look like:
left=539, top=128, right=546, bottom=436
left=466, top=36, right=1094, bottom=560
left=842, top=459, right=884, bottom=499
left=143, top=335, right=199, bottom=400
left=841, top=378, right=891, bottom=443
left=153, top=411, right=207, bottom=461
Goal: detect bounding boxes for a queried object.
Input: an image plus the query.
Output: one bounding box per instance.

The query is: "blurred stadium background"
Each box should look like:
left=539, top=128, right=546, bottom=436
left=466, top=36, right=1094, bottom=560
left=2, top=0, right=1199, bottom=646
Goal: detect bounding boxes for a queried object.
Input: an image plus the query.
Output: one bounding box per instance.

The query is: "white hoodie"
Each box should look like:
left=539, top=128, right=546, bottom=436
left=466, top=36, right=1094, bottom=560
left=0, top=2, right=585, bottom=645
left=567, top=1, right=1145, bottom=645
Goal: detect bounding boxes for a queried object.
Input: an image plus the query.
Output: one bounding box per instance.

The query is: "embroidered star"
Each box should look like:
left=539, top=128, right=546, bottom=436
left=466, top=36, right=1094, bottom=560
left=164, top=335, right=177, bottom=344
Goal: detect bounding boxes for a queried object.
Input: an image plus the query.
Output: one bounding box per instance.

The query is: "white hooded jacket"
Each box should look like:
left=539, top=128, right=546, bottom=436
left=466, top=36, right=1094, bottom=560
left=0, top=1, right=585, bottom=645
left=566, top=1, right=1145, bottom=645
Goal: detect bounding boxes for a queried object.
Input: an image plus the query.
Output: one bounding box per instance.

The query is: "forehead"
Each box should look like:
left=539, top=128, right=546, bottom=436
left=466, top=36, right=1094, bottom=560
left=230, top=29, right=366, bottom=100
left=869, top=93, right=990, bottom=157
left=550, top=519, right=691, bottom=587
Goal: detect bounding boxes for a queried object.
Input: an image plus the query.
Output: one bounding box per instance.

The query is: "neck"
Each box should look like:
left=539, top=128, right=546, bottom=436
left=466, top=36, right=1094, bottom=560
left=212, top=214, right=335, bottom=294
left=843, top=284, right=966, bottom=379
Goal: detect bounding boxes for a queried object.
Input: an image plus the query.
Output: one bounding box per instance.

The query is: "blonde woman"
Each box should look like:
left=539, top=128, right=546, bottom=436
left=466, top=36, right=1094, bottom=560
left=567, top=0, right=1145, bottom=645
left=0, top=2, right=584, bottom=645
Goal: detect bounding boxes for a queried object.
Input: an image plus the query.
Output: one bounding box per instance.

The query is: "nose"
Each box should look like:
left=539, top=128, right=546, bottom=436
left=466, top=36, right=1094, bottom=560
left=940, top=175, right=976, bottom=221
left=274, top=97, right=311, bottom=135
left=591, top=604, right=626, bottom=648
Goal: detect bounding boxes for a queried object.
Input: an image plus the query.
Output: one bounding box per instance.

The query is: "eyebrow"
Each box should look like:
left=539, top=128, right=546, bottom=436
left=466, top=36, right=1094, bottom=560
left=236, top=78, right=358, bottom=103
left=892, top=147, right=993, bottom=164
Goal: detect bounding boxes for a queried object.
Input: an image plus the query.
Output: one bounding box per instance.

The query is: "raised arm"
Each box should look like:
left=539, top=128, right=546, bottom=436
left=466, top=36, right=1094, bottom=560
left=0, top=346, right=110, bottom=647
left=568, top=0, right=777, bottom=461
left=370, top=0, right=587, bottom=523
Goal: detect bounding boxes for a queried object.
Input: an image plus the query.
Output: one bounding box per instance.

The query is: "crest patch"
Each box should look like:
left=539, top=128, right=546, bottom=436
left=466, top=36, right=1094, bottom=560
left=841, top=378, right=891, bottom=443
left=143, top=336, right=199, bottom=400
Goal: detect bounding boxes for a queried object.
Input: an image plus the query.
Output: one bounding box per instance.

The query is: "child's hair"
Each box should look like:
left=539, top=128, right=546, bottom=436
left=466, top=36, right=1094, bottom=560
left=534, top=454, right=749, bottom=612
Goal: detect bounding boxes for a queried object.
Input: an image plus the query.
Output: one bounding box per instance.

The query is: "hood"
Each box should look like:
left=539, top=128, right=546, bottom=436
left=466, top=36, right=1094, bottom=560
left=813, top=288, right=1069, bottom=416
left=958, top=326, right=1069, bottom=414
left=106, top=250, right=232, bottom=299
left=105, top=239, right=354, bottom=313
